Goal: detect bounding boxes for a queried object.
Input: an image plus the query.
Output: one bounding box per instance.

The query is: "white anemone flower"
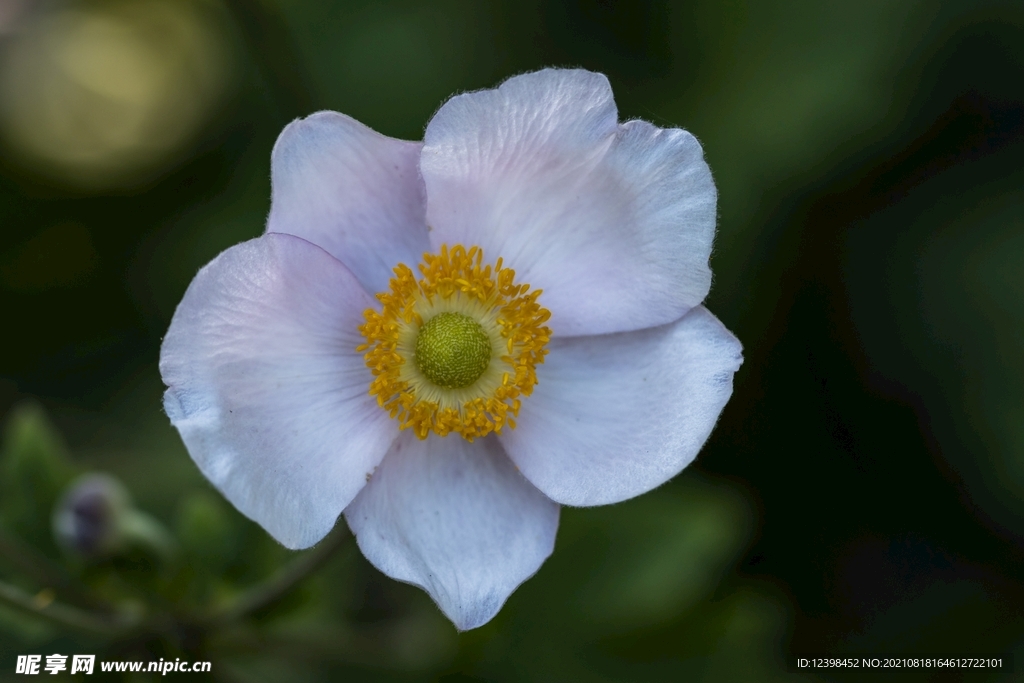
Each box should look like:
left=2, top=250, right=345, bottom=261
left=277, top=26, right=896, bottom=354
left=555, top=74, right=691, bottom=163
left=160, top=69, right=743, bottom=630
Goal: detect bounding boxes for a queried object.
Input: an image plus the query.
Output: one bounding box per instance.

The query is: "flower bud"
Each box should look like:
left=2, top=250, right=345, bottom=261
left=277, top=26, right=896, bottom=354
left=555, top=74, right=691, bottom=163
left=52, top=473, right=129, bottom=557
left=52, top=473, right=176, bottom=562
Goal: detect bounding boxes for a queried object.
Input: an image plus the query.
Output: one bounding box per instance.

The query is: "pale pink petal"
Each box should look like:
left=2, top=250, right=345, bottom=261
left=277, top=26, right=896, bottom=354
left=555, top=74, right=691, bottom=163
left=345, top=433, right=559, bottom=630
left=421, top=68, right=716, bottom=336
left=267, top=111, right=429, bottom=295
left=501, top=307, right=742, bottom=506
left=160, top=233, right=395, bottom=549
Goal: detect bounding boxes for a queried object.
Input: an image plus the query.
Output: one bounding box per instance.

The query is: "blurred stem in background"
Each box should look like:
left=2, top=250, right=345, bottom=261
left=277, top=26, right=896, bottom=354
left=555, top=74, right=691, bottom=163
left=0, top=525, right=108, bottom=610
left=204, top=523, right=352, bottom=628
left=0, top=576, right=131, bottom=637
left=0, top=401, right=355, bottom=657
left=0, top=490, right=354, bottom=652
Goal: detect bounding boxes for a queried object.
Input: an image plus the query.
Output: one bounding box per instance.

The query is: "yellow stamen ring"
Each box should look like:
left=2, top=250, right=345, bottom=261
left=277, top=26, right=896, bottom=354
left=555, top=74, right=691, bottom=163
left=357, top=244, right=551, bottom=441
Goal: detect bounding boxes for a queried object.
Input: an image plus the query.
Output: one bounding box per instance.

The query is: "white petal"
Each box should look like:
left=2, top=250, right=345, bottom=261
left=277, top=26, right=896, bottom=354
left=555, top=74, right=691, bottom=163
left=267, top=111, right=429, bottom=295
left=160, top=233, right=396, bottom=550
left=421, top=68, right=717, bottom=336
left=501, top=306, right=742, bottom=506
left=344, top=433, right=559, bottom=631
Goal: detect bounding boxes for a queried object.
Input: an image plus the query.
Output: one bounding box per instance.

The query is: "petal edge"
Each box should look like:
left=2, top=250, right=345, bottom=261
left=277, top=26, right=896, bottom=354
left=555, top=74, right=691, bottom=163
left=501, top=306, right=742, bottom=506
left=422, top=69, right=717, bottom=336
left=267, top=111, right=429, bottom=296
left=160, top=233, right=396, bottom=549
left=345, top=433, right=559, bottom=630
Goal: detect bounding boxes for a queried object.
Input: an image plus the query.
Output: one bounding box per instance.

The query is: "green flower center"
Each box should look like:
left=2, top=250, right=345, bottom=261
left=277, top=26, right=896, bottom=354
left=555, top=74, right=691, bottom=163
left=414, top=312, right=492, bottom=389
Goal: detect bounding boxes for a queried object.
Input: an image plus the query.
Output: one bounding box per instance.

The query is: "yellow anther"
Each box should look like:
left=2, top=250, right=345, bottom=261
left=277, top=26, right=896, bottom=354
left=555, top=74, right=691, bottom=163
left=358, top=245, right=551, bottom=441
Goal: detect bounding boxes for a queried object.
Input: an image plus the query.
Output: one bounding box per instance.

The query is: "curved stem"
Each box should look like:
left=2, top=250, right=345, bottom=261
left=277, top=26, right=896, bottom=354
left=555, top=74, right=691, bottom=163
left=0, top=576, right=135, bottom=638
left=205, top=523, right=351, bottom=627
left=120, top=509, right=178, bottom=565
left=0, top=528, right=113, bottom=612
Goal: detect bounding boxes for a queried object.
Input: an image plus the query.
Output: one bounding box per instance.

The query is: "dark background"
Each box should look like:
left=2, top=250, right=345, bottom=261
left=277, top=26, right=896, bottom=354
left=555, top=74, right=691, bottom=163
left=1, top=0, right=1023, bottom=680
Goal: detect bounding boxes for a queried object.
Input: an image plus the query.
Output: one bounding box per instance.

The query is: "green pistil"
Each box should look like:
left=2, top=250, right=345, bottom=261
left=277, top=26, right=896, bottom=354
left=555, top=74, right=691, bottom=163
left=415, top=312, right=492, bottom=389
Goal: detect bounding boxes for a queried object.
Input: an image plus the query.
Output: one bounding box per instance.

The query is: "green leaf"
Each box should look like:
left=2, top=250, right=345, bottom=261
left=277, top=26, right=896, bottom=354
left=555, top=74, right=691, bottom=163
left=0, top=403, right=75, bottom=551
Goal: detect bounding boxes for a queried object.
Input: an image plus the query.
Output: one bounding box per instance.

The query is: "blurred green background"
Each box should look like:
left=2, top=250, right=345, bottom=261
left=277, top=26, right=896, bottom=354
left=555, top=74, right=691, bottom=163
left=1, top=0, right=1023, bottom=680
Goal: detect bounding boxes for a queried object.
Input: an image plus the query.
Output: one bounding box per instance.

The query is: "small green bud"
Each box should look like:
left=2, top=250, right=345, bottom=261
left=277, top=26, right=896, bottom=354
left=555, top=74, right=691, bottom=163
left=52, top=473, right=176, bottom=562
